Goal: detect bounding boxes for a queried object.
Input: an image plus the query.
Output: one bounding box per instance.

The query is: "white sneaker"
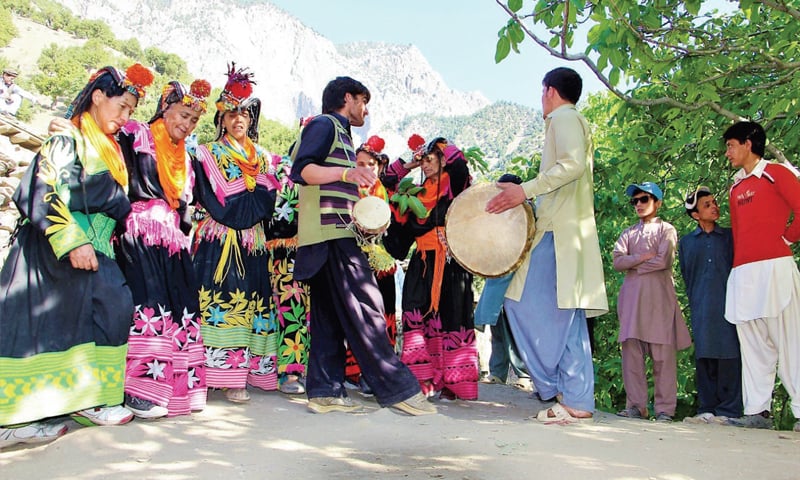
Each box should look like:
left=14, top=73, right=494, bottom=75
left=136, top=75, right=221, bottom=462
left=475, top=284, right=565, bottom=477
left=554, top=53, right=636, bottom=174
left=125, top=395, right=169, bottom=420
left=73, top=405, right=134, bottom=426
left=0, top=422, right=68, bottom=448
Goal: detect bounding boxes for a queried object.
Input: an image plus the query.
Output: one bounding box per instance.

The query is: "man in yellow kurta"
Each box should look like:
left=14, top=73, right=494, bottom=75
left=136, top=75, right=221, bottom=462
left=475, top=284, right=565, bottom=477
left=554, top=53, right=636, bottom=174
left=487, top=67, right=608, bottom=423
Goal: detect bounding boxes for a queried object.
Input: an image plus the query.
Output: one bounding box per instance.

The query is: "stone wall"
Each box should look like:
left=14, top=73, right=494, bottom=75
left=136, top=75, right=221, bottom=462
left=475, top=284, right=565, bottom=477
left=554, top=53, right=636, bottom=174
left=0, top=114, right=42, bottom=265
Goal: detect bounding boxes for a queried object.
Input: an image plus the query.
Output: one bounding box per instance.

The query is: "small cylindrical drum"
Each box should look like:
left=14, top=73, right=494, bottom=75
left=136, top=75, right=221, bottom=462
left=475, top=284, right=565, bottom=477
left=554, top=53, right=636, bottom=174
left=352, top=196, right=391, bottom=236
left=445, top=183, right=534, bottom=278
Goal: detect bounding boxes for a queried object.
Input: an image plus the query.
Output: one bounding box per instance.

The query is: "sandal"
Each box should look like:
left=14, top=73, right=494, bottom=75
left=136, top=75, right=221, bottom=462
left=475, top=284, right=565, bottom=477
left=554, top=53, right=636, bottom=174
left=536, top=403, right=583, bottom=425
left=617, top=406, right=645, bottom=419
left=279, top=379, right=306, bottom=395
left=224, top=388, right=251, bottom=403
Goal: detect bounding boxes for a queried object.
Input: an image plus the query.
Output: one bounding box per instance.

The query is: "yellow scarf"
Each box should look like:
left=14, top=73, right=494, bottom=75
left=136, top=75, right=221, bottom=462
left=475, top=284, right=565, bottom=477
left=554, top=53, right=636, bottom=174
left=76, top=112, right=127, bottom=188
left=151, top=118, right=187, bottom=209
left=223, top=133, right=259, bottom=191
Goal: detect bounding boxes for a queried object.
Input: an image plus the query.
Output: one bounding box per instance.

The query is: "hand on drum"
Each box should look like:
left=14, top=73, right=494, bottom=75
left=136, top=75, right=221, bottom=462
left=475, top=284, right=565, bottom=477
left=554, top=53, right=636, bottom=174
left=69, top=244, right=99, bottom=271
left=345, top=166, right=378, bottom=187
left=485, top=182, right=527, bottom=214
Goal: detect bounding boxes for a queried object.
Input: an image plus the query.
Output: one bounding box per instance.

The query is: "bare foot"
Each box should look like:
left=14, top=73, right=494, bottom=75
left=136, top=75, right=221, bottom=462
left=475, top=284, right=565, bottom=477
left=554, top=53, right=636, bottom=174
left=561, top=404, right=593, bottom=419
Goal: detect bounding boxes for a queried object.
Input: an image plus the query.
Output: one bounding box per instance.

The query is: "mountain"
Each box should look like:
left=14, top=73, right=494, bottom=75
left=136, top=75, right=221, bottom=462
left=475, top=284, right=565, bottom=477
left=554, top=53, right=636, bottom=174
left=51, top=0, right=543, bottom=163
left=395, top=102, right=544, bottom=162
left=54, top=3, right=484, bottom=122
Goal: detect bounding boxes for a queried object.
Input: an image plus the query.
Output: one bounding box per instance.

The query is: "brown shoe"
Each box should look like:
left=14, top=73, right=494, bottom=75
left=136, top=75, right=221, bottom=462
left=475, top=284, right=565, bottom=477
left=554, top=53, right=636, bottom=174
left=307, top=396, right=364, bottom=414
left=391, top=392, right=437, bottom=416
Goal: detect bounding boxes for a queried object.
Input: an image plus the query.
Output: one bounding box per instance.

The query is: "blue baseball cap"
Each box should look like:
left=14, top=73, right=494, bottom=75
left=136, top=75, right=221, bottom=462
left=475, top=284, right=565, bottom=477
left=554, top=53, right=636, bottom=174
left=625, top=182, right=663, bottom=201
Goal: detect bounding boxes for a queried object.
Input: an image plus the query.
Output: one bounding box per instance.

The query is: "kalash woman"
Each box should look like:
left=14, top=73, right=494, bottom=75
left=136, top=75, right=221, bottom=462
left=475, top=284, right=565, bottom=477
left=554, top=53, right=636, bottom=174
left=266, top=151, right=310, bottom=396
left=192, top=64, right=280, bottom=403
left=0, top=64, right=153, bottom=447
left=383, top=136, right=479, bottom=401
left=115, top=79, right=212, bottom=419
left=343, top=134, right=398, bottom=395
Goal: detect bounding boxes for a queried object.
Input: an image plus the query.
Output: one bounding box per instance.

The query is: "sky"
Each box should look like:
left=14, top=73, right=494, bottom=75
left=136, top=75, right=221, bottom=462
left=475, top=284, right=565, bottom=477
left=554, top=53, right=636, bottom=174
left=268, top=0, right=605, bottom=110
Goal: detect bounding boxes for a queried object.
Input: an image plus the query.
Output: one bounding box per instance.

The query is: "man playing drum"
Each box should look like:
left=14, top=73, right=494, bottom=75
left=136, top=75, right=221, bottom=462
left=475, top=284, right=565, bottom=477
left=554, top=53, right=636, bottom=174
left=486, top=67, right=608, bottom=424
left=290, top=76, right=434, bottom=416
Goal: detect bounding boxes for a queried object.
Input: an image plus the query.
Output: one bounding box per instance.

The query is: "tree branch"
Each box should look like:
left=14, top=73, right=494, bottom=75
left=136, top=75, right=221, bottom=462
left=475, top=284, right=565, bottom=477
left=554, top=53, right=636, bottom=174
left=758, top=0, right=800, bottom=20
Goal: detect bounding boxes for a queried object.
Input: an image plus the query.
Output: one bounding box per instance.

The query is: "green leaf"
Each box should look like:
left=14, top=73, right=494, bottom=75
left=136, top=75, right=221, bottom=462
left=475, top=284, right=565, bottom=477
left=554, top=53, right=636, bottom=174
left=399, top=195, right=409, bottom=214
left=508, top=0, right=523, bottom=13
left=609, top=67, right=620, bottom=86
left=509, top=22, right=525, bottom=43
left=398, top=177, right=414, bottom=192
left=408, top=196, right=429, bottom=219
left=495, top=35, right=511, bottom=63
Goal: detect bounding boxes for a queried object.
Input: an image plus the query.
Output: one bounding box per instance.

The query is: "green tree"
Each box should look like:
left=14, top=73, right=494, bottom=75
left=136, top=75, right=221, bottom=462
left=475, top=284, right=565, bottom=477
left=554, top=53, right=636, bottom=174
left=494, top=0, right=800, bottom=164
left=117, top=37, right=143, bottom=59
left=32, top=43, right=85, bottom=108
left=258, top=118, right=297, bottom=155
left=74, top=38, right=114, bottom=71
left=0, top=7, right=18, bottom=47
left=494, top=0, right=800, bottom=427
left=143, top=47, right=189, bottom=80
left=70, top=18, right=114, bottom=43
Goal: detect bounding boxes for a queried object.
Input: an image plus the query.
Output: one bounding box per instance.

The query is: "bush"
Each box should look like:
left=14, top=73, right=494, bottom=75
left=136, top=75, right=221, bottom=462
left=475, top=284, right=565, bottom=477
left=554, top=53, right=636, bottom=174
left=0, top=8, right=18, bottom=47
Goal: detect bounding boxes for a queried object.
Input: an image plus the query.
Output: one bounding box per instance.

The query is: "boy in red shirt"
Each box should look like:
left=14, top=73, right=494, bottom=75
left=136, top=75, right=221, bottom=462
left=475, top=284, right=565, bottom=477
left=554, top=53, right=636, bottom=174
left=723, top=121, right=800, bottom=432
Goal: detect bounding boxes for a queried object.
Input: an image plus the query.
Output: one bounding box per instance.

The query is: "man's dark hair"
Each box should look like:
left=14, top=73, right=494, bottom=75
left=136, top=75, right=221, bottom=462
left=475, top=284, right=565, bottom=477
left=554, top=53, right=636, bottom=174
left=543, top=67, right=582, bottom=104
left=321, top=76, right=370, bottom=114
left=723, top=121, right=766, bottom=157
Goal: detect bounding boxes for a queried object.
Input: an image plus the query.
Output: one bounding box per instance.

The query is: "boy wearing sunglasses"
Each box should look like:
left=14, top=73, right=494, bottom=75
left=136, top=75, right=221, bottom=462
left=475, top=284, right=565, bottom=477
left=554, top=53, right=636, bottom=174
left=678, top=187, right=742, bottom=424
left=613, top=182, right=693, bottom=422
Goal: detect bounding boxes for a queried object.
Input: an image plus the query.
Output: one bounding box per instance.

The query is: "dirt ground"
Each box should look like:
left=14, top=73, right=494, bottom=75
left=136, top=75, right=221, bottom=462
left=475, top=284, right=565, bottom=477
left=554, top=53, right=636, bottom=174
left=1, top=382, right=798, bottom=480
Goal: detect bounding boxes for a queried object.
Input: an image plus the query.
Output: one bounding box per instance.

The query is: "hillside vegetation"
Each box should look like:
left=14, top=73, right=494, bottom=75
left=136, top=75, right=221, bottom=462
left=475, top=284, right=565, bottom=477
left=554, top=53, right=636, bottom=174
left=0, top=0, right=544, bottom=162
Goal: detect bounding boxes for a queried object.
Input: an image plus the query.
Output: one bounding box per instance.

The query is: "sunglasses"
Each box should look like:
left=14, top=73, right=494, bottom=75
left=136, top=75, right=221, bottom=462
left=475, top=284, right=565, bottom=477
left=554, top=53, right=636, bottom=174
left=684, top=185, right=712, bottom=210
left=630, top=195, right=653, bottom=206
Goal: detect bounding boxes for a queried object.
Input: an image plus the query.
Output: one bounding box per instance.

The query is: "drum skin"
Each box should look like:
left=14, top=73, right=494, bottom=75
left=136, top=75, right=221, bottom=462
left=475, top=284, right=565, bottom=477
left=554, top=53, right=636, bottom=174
left=445, top=183, right=534, bottom=278
left=352, top=196, right=391, bottom=235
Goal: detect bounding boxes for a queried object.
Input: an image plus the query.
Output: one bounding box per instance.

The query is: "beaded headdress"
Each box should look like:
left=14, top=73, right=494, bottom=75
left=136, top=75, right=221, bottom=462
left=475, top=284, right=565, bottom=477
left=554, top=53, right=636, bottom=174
left=65, top=63, right=154, bottom=120
left=213, top=62, right=261, bottom=142
left=215, top=62, right=256, bottom=112
left=150, top=79, right=212, bottom=123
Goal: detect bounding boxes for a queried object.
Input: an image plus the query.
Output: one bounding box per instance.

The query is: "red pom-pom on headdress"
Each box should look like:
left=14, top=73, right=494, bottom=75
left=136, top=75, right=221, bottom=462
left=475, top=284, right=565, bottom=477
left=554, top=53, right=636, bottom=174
left=190, top=79, right=212, bottom=99
left=224, top=62, right=255, bottom=101
left=124, top=63, right=155, bottom=96
left=407, top=134, right=425, bottom=152
left=363, top=135, right=385, bottom=154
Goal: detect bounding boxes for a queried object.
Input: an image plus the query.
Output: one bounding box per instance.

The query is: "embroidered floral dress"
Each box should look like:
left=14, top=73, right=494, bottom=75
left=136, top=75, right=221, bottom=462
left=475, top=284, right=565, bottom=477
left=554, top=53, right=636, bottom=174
left=116, top=120, right=206, bottom=416
left=266, top=156, right=310, bottom=382
left=192, top=134, right=279, bottom=391
left=0, top=128, right=134, bottom=425
left=384, top=153, right=478, bottom=400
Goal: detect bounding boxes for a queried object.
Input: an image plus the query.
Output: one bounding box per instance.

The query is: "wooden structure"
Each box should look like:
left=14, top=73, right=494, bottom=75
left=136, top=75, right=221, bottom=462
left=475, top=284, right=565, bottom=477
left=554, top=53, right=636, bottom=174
left=0, top=113, right=44, bottom=152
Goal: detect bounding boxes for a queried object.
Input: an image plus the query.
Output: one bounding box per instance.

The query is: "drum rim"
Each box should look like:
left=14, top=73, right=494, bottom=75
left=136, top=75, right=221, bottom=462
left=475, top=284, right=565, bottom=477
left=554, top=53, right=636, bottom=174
left=444, top=182, right=535, bottom=278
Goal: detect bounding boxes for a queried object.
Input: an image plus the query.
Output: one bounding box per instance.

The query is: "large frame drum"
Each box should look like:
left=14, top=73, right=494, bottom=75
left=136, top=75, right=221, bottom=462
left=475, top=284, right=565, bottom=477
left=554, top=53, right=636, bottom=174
left=444, top=183, right=534, bottom=278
